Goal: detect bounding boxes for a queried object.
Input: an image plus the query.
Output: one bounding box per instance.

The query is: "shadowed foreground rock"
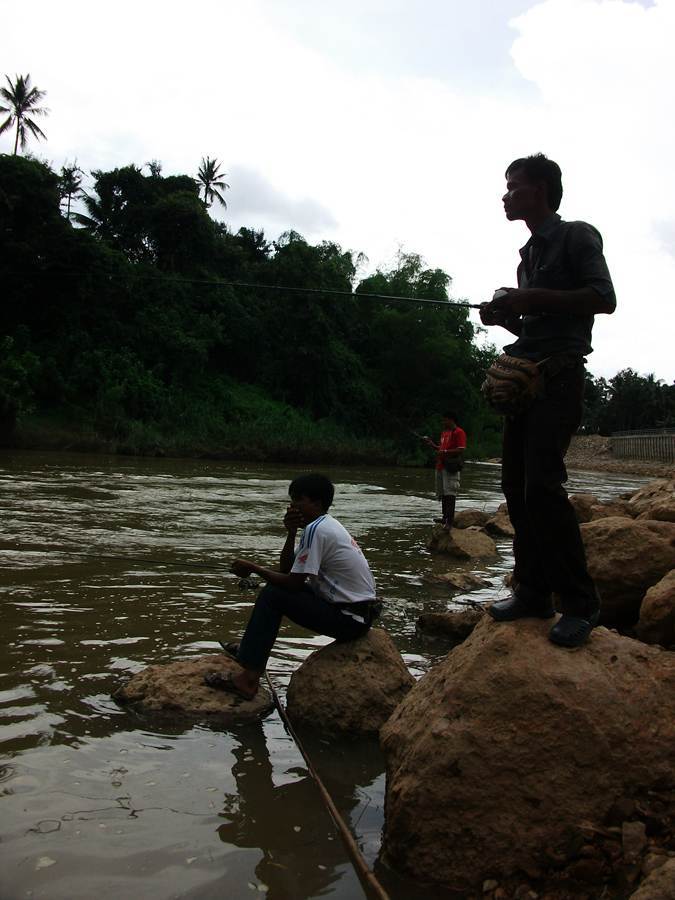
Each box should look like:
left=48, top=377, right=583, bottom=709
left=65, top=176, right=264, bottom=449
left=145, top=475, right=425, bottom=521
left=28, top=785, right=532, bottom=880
left=581, top=516, right=675, bottom=625
left=629, top=858, right=675, bottom=899
left=112, top=654, right=273, bottom=722
left=636, top=570, right=675, bottom=649
left=379, top=616, right=675, bottom=894
left=286, top=629, right=413, bottom=735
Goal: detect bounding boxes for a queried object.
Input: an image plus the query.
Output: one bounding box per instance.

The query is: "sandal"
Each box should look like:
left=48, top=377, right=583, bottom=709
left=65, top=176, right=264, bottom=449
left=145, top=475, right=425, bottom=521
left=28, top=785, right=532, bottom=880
left=204, top=670, right=257, bottom=701
left=218, top=641, right=240, bottom=660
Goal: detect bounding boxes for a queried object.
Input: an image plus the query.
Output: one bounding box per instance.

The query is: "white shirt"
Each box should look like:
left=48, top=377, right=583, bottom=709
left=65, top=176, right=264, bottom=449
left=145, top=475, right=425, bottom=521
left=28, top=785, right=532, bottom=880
left=291, top=514, right=376, bottom=606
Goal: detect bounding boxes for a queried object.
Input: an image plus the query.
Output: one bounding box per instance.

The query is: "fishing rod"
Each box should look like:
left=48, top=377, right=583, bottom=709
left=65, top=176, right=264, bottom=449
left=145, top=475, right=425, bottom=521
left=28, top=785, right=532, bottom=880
left=0, top=544, right=236, bottom=573
left=49, top=268, right=482, bottom=309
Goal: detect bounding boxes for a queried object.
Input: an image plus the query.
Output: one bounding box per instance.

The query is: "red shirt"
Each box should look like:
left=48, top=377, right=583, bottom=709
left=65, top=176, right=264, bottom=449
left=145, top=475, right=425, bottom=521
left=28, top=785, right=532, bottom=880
left=436, top=426, right=467, bottom=471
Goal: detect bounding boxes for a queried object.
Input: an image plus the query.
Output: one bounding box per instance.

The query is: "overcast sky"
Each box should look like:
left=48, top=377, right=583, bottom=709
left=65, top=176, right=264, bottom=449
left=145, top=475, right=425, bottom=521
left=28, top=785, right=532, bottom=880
left=4, top=0, right=674, bottom=381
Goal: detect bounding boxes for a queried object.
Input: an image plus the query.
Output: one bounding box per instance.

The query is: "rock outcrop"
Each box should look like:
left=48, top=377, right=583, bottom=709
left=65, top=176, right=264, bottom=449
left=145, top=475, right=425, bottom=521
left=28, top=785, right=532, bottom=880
left=636, top=570, right=675, bottom=649
left=454, top=509, right=490, bottom=529
left=570, top=492, right=599, bottom=523
left=423, top=571, right=490, bottom=591
left=484, top=502, right=515, bottom=537
left=112, top=654, right=274, bottom=721
left=629, top=478, right=675, bottom=520
left=379, top=616, right=675, bottom=894
left=428, top=526, right=498, bottom=559
left=286, top=629, right=413, bottom=736
left=417, top=608, right=484, bottom=642
left=581, top=516, right=675, bottom=624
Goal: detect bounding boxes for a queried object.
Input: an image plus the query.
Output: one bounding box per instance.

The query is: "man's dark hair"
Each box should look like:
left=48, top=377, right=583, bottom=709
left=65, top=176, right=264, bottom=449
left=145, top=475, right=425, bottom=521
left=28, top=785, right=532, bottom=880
left=443, top=411, right=459, bottom=422
left=289, top=473, right=334, bottom=509
left=506, top=153, right=563, bottom=211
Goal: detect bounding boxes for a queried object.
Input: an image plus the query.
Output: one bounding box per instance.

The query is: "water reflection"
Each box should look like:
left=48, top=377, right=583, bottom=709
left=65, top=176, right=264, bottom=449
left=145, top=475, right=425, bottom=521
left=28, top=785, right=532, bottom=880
left=216, top=722, right=350, bottom=898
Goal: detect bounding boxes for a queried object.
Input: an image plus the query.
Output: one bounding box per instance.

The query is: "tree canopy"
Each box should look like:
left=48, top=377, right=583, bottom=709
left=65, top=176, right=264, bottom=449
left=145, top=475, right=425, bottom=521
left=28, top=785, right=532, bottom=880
left=0, top=154, right=502, bottom=460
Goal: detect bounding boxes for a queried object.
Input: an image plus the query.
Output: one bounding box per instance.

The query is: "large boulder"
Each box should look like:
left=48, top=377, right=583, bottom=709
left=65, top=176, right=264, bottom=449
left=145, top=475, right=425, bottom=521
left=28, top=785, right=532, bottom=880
left=454, top=509, right=490, bottom=529
left=286, top=629, right=413, bottom=736
left=112, top=654, right=273, bottom=721
left=636, top=570, right=675, bottom=649
left=417, top=608, right=484, bottom=642
left=379, top=617, right=675, bottom=894
left=581, top=517, right=675, bottom=624
left=428, top=526, right=497, bottom=559
left=629, top=479, right=675, bottom=520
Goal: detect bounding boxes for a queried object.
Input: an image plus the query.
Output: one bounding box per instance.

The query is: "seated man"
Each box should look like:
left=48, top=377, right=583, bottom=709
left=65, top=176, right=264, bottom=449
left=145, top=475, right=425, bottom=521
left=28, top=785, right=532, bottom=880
left=205, top=473, right=379, bottom=700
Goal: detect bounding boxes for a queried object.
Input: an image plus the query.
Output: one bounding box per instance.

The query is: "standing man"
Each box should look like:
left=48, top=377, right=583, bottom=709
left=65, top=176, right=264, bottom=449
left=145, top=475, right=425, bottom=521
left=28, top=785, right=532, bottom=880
left=205, top=473, right=379, bottom=700
left=481, top=154, right=615, bottom=648
left=425, top=411, right=466, bottom=529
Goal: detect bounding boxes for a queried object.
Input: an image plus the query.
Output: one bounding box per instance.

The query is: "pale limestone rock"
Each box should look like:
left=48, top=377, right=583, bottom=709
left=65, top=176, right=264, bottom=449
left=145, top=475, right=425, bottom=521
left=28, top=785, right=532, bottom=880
left=112, top=654, right=273, bottom=722
left=428, top=526, right=498, bottom=559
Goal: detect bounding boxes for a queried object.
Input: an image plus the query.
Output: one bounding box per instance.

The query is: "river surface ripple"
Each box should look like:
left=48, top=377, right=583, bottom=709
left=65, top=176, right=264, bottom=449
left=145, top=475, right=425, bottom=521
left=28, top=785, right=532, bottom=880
left=0, top=450, right=647, bottom=900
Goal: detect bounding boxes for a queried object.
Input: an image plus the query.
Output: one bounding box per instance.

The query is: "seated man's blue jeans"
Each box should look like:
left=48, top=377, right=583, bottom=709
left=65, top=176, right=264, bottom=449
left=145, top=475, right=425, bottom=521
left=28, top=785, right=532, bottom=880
left=237, top=584, right=370, bottom=672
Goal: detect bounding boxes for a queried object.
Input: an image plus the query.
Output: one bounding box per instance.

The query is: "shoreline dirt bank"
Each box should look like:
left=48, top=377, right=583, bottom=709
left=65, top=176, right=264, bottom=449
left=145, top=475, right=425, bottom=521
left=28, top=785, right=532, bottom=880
left=565, top=435, right=672, bottom=478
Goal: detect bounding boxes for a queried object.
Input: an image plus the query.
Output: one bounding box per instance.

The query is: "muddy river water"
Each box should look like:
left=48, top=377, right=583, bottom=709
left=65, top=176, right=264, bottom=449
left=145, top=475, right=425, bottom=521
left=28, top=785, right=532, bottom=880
left=0, top=450, right=647, bottom=900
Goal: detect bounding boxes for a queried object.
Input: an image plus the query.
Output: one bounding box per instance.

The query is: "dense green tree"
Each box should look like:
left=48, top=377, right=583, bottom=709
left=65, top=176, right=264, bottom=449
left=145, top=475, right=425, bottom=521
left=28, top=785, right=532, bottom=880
left=197, top=156, right=229, bottom=209
left=0, top=74, right=48, bottom=154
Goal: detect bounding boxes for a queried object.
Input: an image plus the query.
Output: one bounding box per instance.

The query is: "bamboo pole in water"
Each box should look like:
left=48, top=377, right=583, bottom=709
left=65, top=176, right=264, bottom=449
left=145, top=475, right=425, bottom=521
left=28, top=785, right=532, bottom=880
left=263, top=672, right=391, bottom=900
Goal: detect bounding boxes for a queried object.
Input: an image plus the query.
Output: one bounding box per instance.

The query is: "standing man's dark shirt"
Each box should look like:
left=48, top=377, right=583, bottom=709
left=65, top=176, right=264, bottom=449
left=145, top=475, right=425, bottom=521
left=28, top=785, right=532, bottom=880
left=505, top=214, right=616, bottom=360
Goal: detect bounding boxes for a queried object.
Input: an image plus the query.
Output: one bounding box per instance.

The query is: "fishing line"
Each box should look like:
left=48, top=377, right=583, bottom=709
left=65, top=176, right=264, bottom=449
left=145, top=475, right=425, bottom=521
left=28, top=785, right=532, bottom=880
left=44, top=268, right=482, bottom=309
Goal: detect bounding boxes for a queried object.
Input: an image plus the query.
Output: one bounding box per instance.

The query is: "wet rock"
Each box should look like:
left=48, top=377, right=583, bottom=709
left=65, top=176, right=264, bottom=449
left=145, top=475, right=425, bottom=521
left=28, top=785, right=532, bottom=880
left=454, top=509, right=490, bottom=529
left=581, top=517, right=675, bottom=625
left=570, top=492, right=599, bottom=523
left=636, top=570, right=675, bottom=648
left=286, top=628, right=413, bottom=736
left=417, top=608, right=484, bottom=642
left=379, top=617, right=675, bottom=893
left=629, top=479, right=675, bottom=521
left=629, top=858, right=675, bottom=899
left=484, top=502, right=515, bottom=537
left=428, top=526, right=498, bottom=559
left=423, top=571, right=491, bottom=591
left=112, top=654, right=273, bottom=722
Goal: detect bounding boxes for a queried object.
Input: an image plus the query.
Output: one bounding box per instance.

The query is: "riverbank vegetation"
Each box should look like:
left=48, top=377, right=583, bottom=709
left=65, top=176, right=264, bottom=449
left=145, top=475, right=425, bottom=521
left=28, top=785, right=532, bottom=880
left=1, top=153, right=502, bottom=463
left=2, top=149, right=672, bottom=464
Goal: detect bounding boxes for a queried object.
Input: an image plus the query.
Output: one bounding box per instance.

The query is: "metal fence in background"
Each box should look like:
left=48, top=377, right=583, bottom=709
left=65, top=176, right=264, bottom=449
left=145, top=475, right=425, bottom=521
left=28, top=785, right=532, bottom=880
left=610, top=429, right=675, bottom=463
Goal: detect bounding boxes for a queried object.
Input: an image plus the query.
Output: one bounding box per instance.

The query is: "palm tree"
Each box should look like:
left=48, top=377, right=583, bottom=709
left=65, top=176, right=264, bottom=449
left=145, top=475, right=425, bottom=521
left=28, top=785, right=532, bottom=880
left=197, top=156, right=229, bottom=209
left=0, top=74, right=48, bottom=155
left=146, top=159, right=163, bottom=177
left=58, top=161, right=83, bottom=220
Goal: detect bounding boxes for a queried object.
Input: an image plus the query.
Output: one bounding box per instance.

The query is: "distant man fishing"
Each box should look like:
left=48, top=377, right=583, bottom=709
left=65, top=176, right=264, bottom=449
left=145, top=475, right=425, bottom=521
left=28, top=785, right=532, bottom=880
left=480, top=153, right=616, bottom=648
left=423, top=411, right=466, bottom=529
left=205, top=473, right=380, bottom=699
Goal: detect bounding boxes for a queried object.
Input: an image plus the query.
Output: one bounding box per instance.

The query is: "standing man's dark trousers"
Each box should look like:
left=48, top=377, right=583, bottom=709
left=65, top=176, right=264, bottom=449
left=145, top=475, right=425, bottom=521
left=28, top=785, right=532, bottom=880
left=501, top=359, right=598, bottom=619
